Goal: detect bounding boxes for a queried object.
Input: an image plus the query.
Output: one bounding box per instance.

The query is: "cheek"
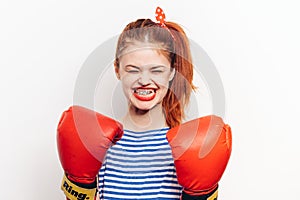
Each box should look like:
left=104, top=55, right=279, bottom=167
left=153, top=76, right=172, bottom=89
left=119, top=76, right=136, bottom=97
left=154, top=76, right=171, bottom=97
left=120, top=74, right=136, bottom=87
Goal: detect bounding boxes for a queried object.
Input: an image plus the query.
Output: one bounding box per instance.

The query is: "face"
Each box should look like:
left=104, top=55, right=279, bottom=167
left=115, top=45, right=175, bottom=111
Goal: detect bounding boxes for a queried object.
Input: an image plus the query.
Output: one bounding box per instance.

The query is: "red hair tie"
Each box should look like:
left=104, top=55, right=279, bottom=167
left=155, top=7, right=166, bottom=27
left=155, top=6, right=175, bottom=40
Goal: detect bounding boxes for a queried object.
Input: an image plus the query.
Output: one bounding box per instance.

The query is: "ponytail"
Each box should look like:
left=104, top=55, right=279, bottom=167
left=163, top=22, right=196, bottom=128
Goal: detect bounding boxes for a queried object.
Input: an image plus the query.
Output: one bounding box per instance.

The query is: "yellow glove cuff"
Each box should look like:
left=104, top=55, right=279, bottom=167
left=61, top=174, right=96, bottom=200
left=207, top=189, right=218, bottom=200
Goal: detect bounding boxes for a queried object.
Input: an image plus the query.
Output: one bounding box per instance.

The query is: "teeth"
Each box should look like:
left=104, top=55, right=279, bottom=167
left=138, top=90, right=151, bottom=95
left=135, top=89, right=154, bottom=95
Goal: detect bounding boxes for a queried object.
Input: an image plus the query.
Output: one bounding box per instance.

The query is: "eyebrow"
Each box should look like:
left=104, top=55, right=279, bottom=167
left=125, top=65, right=139, bottom=69
left=150, top=65, right=166, bottom=69
left=125, top=65, right=166, bottom=69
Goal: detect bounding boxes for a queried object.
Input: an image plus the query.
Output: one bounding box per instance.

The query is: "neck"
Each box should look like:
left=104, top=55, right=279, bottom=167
left=122, top=103, right=167, bottom=131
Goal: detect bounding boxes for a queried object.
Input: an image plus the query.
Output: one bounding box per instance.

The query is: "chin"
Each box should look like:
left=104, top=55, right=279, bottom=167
left=130, top=98, right=160, bottom=112
left=134, top=103, right=156, bottom=111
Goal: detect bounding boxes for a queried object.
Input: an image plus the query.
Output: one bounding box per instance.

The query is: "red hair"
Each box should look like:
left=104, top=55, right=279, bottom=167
left=114, top=19, right=195, bottom=128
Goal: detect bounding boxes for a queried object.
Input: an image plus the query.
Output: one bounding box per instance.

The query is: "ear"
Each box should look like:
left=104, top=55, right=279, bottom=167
left=114, top=64, right=121, bottom=80
left=169, top=68, right=175, bottom=81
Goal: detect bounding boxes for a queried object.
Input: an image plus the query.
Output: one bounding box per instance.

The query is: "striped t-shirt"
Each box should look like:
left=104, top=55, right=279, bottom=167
left=98, top=128, right=182, bottom=199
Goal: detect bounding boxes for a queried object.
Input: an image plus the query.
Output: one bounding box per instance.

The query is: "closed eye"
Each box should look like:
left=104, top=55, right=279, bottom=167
left=151, top=70, right=163, bottom=73
left=151, top=66, right=165, bottom=73
left=127, top=70, right=139, bottom=73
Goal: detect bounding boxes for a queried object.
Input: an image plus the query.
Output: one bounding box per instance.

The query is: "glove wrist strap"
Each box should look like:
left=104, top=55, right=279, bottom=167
left=181, top=185, right=218, bottom=200
left=61, top=173, right=97, bottom=200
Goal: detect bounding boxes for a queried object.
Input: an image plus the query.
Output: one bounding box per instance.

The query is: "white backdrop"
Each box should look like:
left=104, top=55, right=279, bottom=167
left=1, top=0, right=300, bottom=199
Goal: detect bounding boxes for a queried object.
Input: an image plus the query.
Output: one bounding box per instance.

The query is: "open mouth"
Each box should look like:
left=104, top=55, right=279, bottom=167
left=133, top=88, right=157, bottom=101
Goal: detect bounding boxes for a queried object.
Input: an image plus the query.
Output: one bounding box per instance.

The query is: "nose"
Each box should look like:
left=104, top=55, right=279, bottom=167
left=138, top=71, right=152, bottom=86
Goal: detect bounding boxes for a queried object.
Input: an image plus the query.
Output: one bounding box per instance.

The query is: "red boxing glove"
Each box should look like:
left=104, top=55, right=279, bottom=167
left=166, top=115, right=232, bottom=199
left=57, top=105, right=123, bottom=200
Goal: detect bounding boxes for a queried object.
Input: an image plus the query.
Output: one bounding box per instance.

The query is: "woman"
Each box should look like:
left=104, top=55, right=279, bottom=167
left=98, top=14, right=196, bottom=199
left=57, top=7, right=231, bottom=200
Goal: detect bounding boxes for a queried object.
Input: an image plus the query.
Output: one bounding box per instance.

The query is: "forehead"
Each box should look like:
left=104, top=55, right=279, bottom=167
left=119, top=46, right=170, bottom=67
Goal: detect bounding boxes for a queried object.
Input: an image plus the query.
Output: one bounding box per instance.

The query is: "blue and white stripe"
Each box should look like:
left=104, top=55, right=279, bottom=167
left=98, top=128, right=182, bottom=199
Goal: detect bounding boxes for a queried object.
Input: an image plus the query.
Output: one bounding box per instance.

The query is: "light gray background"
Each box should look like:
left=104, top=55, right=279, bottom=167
left=1, top=0, right=299, bottom=199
